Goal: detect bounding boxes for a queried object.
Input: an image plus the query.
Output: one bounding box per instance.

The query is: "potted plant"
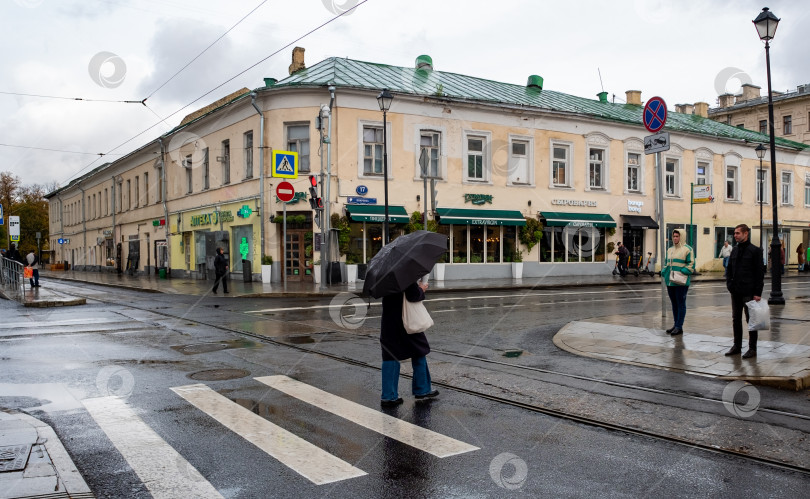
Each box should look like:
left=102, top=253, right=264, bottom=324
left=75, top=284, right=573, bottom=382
left=511, top=250, right=524, bottom=279
left=346, top=254, right=360, bottom=283
left=261, top=255, right=273, bottom=283
left=433, top=254, right=446, bottom=281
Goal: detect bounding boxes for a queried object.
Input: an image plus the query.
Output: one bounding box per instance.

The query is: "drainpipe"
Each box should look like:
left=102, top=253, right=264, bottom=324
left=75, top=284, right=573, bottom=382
left=79, top=185, right=86, bottom=268
left=325, top=85, right=335, bottom=270
left=158, top=138, right=170, bottom=274
left=57, top=195, right=64, bottom=264
left=251, top=92, right=266, bottom=263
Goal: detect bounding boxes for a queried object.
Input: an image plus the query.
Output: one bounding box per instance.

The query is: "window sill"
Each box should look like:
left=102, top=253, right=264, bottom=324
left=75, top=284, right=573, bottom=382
left=551, top=185, right=574, bottom=190
left=586, top=188, right=610, bottom=194
left=507, top=182, right=535, bottom=188
left=724, top=199, right=742, bottom=204
left=462, top=179, right=492, bottom=185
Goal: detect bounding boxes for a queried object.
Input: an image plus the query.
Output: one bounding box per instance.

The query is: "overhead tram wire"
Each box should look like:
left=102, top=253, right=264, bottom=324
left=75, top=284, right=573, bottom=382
left=0, top=143, right=123, bottom=156
left=60, top=0, right=371, bottom=185
left=0, top=90, right=146, bottom=104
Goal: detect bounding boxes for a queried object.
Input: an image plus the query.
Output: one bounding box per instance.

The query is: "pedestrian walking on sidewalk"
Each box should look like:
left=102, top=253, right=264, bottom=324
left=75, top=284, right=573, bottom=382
left=615, top=242, right=629, bottom=277
left=26, top=250, right=40, bottom=287
left=725, top=224, right=764, bottom=359
left=719, top=240, right=733, bottom=271
left=212, top=247, right=229, bottom=294
left=798, top=243, right=806, bottom=272
left=379, top=280, right=438, bottom=407
left=6, top=243, right=24, bottom=265
left=662, top=229, right=694, bottom=336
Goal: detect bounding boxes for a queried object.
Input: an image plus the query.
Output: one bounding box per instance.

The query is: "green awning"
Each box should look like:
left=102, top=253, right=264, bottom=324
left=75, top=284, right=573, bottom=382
left=540, top=211, right=616, bottom=228
left=345, top=204, right=410, bottom=223
left=436, top=208, right=526, bottom=226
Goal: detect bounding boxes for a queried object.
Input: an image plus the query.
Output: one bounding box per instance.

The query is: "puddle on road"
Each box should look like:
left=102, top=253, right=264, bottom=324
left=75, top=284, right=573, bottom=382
left=172, top=338, right=262, bottom=355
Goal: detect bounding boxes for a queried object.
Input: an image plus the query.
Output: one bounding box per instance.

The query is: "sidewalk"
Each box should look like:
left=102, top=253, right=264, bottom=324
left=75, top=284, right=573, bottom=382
left=0, top=411, right=93, bottom=499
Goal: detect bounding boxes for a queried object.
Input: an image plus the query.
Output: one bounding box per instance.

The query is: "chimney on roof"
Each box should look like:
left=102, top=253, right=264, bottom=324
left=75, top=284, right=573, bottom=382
left=415, top=54, right=433, bottom=71
left=717, top=94, right=735, bottom=108
left=597, top=91, right=608, bottom=103
left=527, top=75, right=543, bottom=90
left=288, top=47, right=306, bottom=75
left=740, top=83, right=761, bottom=101
left=694, top=102, right=709, bottom=118
left=625, top=90, right=642, bottom=106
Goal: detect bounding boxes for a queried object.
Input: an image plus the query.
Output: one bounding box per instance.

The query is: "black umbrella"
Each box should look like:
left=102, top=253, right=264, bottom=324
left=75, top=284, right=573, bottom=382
left=362, top=230, right=447, bottom=298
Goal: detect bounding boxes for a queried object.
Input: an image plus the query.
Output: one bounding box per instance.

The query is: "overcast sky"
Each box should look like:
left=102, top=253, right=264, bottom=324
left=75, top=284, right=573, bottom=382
left=1, top=0, right=808, bottom=189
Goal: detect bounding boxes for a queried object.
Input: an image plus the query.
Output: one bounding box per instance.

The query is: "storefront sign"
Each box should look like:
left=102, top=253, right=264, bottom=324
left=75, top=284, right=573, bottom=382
left=152, top=219, right=166, bottom=226
left=552, top=199, right=597, bottom=207
left=469, top=218, right=497, bottom=226
left=103, top=229, right=113, bottom=237
left=464, top=194, right=493, bottom=205
left=356, top=185, right=368, bottom=195
left=568, top=221, right=595, bottom=227
left=348, top=196, right=377, bottom=205
left=627, top=200, right=643, bottom=213
left=190, top=210, right=234, bottom=227
left=237, top=205, right=253, bottom=218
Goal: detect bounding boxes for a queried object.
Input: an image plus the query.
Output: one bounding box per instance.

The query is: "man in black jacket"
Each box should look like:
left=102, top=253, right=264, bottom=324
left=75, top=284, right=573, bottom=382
left=725, top=224, right=764, bottom=358
left=212, top=247, right=229, bottom=294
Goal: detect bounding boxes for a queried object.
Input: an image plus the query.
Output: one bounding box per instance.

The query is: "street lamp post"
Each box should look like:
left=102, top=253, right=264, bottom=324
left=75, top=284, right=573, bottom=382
left=377, top=88, right=394, bottom=244
left=753, top=6, right=784, bottom=305
left=755, top=143, right=767, bottom=254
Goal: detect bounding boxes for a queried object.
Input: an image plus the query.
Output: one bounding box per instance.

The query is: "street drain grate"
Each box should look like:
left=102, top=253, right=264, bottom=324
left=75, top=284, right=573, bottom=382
left=0, top=444, right=32, bottom=472
left=188, top=369, right=250, bottom=381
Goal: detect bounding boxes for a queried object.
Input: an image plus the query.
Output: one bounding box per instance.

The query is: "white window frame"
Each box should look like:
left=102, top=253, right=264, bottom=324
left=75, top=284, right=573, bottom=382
left=585, top=133, right=610, bottom=191
left=413, top=125, right=446, bottom=181
left=663, top=148, right=683, bottom=198
left=549, top=139, right=574, bottom=189
left=804, top=173, right=810, bottom=207
left=357, top=119, right=391, bottom=180
left=243, top=131, right=254, bottom=179
left=285, top=122, right=310, bottom=173
left=624, top=138, right=644, bottom=194
left=695, top=148, right=713, bottom=187
left=507, top=134, right=534, bottom=186
left=723, top=153, right=742, bottom=202
left=756, top=167, right=769, bottom=205
left=463, top=130, right=492, bottom=184
left=781, top=170, right=793, bottom=206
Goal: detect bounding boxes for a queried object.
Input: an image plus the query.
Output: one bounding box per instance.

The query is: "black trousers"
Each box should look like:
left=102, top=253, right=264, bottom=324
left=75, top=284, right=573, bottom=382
left=730, top=293, right=758, bottom=349
left=213, top=271, right=228, bottom=293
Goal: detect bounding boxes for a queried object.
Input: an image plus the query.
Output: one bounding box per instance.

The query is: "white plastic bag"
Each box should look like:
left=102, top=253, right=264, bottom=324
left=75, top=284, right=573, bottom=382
left=402, top=295, right=434, bottom=334
left=746, top=299, right=770, bottom=331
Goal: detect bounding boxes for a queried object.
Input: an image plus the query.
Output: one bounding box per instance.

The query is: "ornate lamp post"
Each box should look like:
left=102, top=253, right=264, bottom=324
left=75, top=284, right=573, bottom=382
left=753, top=6, right=784, bottom=304
left=377, top=88, right=394, bottom=244
left=755, top=143, right=767, bottom=253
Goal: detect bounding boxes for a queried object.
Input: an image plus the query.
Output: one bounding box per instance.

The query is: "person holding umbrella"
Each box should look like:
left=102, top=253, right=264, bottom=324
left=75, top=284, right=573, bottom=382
left=363, top=230, right=446, bottom=407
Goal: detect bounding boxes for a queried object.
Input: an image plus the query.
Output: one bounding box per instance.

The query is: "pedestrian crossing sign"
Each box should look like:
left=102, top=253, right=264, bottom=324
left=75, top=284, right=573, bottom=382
left=272, top=150, right=298, bottom=179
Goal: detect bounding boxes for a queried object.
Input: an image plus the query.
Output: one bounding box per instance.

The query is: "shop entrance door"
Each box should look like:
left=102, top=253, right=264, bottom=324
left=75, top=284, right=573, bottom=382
left=622, top=227, right=644, bottom=269
left=284, top=229, right=308, bottom=281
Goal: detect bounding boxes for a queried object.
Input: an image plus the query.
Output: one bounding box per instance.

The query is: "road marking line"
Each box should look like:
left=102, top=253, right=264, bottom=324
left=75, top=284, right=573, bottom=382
left=171, top=384, right=366, bottom=485
left=82, top=396, right=223, bottom=499
left=255, top=375, right=479, bottom=458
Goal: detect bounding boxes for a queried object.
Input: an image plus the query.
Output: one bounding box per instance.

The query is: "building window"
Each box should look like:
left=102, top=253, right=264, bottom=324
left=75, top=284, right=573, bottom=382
left=244, top=131, right=254, bottom=179
left=126, top=180, right=131, bottom=210
left=144, top=173, right=149, bottom=205
left=363, top=125, right=384, bottom=175
left=781, top=171, right=792, bottom=205
left=783, top=115, right=792, bottom=135
left=715, top=227, right=737, bottom=258
left=464, top=134, right=489, bottom=182
left=696, top=161, right=709, bottom=185
left=759, top=120, right=767, bottom=134
left=202, top=148, right=210, bottom=190
left=588, top=147, right=605, bottom=189
left=157, top=168, right=163, bottom=202
left=186, top=154, right=193, bottom=194
left=804, top=173, right=810, bottom=207
left=134, top=176, right=139, bottom=207
left=736, top=123, right=745, bottom=129
left=91, top=194, right=96, bottom=218
left=551, top=142, right=571, bottom=187
left=626, top=152, right=641, bottom=192
left=508, top=138, right=530, bottom=185
left=420, top=131, right=440, bottom=178
left=104, top=188, right=108, bottom=215
left=221, top=140, right=230, bottom=185
left=287, top=124, right=310, bottom=173
left=725, top=166, right=738, bottom=201
left=756, top=168, right=768, bottom=204
left=665, top=158, right=679, bottom=196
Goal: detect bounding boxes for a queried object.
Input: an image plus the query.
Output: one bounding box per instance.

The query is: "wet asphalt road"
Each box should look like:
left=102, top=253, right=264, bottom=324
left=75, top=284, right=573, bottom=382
left=2, top=279, right=810, bottom=497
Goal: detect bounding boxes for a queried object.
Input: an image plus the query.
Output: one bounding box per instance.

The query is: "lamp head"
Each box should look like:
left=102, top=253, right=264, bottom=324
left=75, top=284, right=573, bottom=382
left=753, top=7, right=780, bottom=41
left=755, top=143, right=767, bottom=159
left=377, top=88, right=394, bottom=112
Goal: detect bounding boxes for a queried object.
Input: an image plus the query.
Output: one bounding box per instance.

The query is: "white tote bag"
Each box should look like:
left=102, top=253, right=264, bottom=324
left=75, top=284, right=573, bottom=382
left=402, top=295, right=434, bottom=334
left=746, top=299, right=770, bottom=331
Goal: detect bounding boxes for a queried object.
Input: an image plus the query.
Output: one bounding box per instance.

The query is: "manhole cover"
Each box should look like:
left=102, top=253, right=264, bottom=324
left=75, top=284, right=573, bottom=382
left=188, top=369, right=250, bottom=381
left=173, top=343, right=229, bottom=355
left=0, top=444, right=31, bottom=472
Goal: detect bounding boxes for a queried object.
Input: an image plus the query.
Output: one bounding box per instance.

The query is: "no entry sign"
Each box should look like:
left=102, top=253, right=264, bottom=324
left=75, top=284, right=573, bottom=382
left=276, top=181, right=295, bottom=202
left=643, top=96, right=667, bottom=133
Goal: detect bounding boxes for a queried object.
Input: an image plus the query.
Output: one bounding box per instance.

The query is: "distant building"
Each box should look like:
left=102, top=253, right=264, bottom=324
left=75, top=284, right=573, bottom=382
left=46, top=49, right=810, bottom=283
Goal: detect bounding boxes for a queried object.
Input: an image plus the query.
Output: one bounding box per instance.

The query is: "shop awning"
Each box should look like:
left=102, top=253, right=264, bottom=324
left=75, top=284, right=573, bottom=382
left=345, top=204, right=410, bottom=223
left=621, top=215, right=659, bottom=229
left=436, top=208, right=526, bottom=226
left=540, top=212, right=616, bottom=228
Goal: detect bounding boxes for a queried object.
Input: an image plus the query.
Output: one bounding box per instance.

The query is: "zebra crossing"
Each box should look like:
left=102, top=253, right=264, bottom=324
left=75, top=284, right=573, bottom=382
left=83, top=376, right=478, bottom=495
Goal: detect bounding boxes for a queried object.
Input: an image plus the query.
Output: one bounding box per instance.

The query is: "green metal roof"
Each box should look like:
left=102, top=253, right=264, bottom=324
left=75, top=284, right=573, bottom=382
left=540, top=212, right=616, bottom=228
left=436, top=208, right=526, bottom=226
left=345, top=204, right=409, bottom=223
left=273, top=57, right=808, bottom=151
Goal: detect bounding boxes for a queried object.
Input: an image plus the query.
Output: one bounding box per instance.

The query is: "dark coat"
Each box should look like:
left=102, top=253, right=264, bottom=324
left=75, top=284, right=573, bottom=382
left=726, top=239, right=764, bottom=297
left=214, top=253, right=228, bottom=274
left=380, top=282, right=431, bottom=361
left=6, top=247, right=24, bottom=264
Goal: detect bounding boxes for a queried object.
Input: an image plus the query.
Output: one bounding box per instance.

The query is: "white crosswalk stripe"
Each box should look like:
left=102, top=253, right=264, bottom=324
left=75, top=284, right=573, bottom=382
left=255, top=375, right=480, bottom=458
left=82, top=396, right=223, bottom=499
left=171, top=384, right=367, bottom=485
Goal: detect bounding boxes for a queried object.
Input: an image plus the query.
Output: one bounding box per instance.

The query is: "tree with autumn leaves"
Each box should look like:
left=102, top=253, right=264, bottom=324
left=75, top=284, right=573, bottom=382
left=1, top=171, right=51, bottom=259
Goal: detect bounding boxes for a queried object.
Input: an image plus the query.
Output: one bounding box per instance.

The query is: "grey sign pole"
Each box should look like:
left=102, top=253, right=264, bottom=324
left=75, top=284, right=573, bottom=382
left=282, top=201, right=287, bottom=291
left=656, top=151, right=666, bottom=320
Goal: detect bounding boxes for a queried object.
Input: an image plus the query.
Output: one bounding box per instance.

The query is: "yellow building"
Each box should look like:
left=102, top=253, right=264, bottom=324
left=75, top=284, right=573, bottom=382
left=46, top=50, right=810, bottom=282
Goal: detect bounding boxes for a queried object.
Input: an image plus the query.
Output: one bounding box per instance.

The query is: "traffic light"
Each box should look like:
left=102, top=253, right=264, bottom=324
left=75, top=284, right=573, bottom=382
left=308, top=175, right=322, bottom=210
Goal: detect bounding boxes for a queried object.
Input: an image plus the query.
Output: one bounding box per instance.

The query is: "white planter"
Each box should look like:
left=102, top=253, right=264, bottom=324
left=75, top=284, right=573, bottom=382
left=261, top=265, right=272, bottom=283
left=511, top=262, right=523, bottom=279
left=346, top=264, right=358, bottom=283
left=313, top=265, right=321, bottom=284
left=433, top=263, right=446, bottom=281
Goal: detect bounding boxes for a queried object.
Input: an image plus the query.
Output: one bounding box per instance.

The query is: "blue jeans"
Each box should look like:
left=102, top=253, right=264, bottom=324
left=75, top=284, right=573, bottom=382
left=29, top=269, right=39, bottom=287
left=722, top=257, right=729, bottom=269
left=666, top=286, right=689, bottom=328
left=381, top=356, right=431, bottom=401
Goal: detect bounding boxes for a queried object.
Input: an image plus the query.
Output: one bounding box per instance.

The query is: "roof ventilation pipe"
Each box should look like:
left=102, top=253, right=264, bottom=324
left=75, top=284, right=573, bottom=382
left=415, top=54, right=433, bottom=71
left=527, top=75, right=543, bottom=90
left=597, top=91, right=608, bottom=103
